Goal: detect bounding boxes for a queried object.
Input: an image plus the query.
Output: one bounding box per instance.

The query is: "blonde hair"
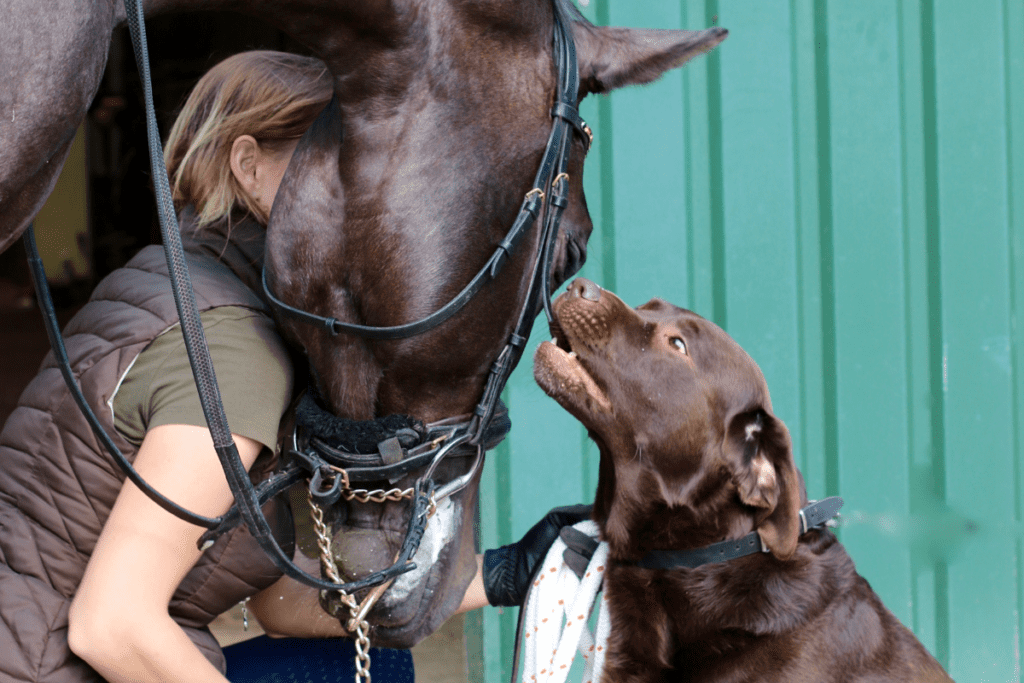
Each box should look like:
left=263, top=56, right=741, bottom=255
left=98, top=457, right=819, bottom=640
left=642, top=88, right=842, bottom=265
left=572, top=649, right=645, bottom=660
left=165, top=50, right=333, bottom=227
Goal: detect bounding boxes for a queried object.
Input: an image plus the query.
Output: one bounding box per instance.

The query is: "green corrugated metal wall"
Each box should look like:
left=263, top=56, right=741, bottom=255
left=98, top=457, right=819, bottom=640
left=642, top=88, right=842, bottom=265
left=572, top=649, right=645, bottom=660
left=470, top=1, right=1024, bottom=681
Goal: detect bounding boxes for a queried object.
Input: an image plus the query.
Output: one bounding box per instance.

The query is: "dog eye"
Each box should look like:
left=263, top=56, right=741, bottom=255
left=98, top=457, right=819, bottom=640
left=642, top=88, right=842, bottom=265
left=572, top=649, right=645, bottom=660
left=670, top=337, right=687, bottom=354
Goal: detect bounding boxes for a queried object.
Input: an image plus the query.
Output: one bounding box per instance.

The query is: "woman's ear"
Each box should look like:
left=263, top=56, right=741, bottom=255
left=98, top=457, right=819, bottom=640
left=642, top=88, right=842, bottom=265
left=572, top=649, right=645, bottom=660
left=229, top=134, right=261, bottom=195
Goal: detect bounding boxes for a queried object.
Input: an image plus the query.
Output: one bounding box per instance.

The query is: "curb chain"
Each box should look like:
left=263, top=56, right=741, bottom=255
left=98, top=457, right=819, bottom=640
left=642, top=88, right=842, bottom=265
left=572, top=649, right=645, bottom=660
left=309, top=491, right=373, bottom=683
left=328, top=465, right=416, bottom=504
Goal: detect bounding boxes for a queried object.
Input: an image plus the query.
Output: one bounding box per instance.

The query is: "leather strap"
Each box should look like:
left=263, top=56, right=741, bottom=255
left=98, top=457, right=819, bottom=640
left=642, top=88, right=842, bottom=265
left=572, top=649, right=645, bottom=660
left=551, top=101, right=592, bottom=152
left=798, top=495, right=844, bottom=535
left=635, top=497, right=843, bottom=570
left=262, top=190, right=544, bottom=341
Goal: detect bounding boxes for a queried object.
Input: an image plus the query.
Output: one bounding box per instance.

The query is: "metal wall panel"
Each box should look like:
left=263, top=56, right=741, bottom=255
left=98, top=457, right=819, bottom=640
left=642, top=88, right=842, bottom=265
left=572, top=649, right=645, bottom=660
left=470, top=1, right=1023, bottom=681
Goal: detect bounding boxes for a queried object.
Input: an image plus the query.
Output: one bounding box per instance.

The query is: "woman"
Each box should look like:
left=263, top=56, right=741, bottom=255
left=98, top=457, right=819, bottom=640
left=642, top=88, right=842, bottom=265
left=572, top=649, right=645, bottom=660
left=0, top=50, right=583, bottom=682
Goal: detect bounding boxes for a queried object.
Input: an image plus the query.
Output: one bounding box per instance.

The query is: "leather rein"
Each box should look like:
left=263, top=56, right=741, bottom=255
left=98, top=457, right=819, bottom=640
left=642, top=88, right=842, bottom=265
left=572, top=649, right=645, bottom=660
left=26, top=0, right=591, bottom=596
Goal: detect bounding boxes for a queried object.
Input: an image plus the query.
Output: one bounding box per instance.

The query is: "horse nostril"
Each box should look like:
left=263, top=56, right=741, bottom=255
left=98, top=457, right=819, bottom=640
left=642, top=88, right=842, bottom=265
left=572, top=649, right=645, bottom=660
left=570, top=278, right=602, bottom=301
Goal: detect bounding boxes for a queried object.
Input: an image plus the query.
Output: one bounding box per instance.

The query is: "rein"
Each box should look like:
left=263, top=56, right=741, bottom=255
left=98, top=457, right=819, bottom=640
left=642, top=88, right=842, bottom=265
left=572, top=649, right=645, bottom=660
left=29, top=0, right=591, bottom=600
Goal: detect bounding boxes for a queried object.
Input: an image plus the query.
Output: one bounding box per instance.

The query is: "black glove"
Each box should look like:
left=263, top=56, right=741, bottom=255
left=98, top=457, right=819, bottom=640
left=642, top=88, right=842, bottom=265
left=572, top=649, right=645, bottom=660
left=560, top=526, right=599, bottom=579
left=482, top=504, right=592, bottom=606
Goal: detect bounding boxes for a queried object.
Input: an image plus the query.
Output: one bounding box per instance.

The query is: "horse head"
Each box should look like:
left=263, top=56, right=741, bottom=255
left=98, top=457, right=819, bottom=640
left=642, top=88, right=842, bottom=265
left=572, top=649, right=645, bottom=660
left=262, top=0, right=726, bottom=647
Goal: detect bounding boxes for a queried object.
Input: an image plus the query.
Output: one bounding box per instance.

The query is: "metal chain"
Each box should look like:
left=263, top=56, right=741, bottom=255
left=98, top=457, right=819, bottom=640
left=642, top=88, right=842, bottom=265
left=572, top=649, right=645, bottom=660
left=346, top=487, right=415, bottom=504
left=306, top=473, right=439, bottom=683
left=326, top=465, right=417, bottom=504
left=308, top=491, right=373, bottom=683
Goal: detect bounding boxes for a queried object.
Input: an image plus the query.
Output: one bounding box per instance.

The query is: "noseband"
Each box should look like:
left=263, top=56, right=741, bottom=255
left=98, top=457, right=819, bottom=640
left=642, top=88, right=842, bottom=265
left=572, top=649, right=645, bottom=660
left=28, top=0, right=592, bottom=600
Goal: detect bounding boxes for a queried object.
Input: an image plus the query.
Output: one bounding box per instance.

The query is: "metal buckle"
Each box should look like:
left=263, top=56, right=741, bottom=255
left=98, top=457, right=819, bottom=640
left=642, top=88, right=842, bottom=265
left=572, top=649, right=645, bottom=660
left=582, top=122, right=594, bottom=147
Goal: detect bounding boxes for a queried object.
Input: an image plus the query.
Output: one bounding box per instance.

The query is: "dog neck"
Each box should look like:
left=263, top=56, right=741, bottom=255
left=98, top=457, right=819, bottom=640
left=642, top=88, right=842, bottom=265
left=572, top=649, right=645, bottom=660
left=595, top=456, right=760, bottom=562
left=629, top=498, right=842, bottom=571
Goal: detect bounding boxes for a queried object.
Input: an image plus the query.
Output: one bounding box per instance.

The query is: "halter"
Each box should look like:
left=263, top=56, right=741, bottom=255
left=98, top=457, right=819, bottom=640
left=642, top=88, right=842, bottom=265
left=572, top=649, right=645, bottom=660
left=28, top=0, right=592, bottom=597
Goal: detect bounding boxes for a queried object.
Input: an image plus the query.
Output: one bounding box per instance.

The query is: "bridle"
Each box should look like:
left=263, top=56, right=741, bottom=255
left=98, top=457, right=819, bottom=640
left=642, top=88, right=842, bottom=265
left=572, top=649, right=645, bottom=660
left=26, top=0, right=591, bottom=599
left=255, top=0, right=593, bottom=592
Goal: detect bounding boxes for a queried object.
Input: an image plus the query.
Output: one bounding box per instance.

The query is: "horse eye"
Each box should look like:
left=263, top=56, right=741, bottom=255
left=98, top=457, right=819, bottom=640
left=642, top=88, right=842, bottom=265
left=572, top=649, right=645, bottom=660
left=670, top=337, right=687, bottom=354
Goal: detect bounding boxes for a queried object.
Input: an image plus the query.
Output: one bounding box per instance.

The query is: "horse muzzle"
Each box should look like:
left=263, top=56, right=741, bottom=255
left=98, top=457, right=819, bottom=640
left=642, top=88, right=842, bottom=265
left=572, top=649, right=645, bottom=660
left=316, top=468, right=481, bottom=648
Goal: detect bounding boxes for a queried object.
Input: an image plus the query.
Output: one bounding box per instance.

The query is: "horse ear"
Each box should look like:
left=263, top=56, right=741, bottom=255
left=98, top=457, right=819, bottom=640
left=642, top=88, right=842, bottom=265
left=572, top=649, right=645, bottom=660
left=724, top=410, right=802, bottom=561
left=574, top=24, right=728, bottom=96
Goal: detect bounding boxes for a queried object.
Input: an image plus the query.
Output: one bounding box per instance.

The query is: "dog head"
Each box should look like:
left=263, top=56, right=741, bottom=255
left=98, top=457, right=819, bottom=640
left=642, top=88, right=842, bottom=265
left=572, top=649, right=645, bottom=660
left=534, top=278, right=802, bottom=561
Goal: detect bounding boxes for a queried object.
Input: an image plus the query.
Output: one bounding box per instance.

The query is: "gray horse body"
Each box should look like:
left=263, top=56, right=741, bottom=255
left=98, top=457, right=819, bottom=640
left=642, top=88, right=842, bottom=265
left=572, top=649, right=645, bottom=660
left=0, top=0, right=725, bottom=648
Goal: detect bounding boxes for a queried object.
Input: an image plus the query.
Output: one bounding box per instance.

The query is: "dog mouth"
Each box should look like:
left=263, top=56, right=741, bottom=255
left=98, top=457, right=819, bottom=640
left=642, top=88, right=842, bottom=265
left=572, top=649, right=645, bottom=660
left=534, top=315, right=611, bottom=415
left=547, top=315, right=571, bottom=353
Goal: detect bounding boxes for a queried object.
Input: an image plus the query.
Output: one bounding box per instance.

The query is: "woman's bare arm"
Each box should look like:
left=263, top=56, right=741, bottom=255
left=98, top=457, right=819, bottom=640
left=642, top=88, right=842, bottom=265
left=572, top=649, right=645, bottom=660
left=68, top=424, right=263, bottom=683
left=248, top=552, right=350, bottom=638
left=251, top=555, right=489, bottom=638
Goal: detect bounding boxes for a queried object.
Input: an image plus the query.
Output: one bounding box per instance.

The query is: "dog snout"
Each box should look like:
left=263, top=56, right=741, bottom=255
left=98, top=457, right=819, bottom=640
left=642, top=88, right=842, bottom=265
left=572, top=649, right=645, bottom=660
left=568, top=278, right=602, bottom=302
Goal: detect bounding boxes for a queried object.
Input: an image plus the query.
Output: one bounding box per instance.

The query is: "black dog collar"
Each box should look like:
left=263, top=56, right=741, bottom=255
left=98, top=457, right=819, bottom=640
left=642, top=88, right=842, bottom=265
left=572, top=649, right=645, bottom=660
left=635, top=497, right=843, bottom=571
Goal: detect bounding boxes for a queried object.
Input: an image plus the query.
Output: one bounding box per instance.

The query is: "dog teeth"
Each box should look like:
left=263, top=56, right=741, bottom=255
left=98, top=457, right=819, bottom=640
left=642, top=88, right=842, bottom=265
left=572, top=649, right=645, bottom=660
left=568, top=351, right=577, bottom=359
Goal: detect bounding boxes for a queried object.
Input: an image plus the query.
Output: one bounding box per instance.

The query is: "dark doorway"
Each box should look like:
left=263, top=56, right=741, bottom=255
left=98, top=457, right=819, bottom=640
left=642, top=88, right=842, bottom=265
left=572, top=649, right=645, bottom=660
left=0, top=11, right=311, bottom=422
left=88, top=12, right=311, bottom=281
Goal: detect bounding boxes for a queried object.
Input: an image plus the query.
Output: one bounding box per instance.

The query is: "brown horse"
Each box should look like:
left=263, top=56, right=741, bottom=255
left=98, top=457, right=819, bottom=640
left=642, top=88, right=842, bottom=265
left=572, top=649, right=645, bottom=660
left=0, top=0, right=726, bottom=647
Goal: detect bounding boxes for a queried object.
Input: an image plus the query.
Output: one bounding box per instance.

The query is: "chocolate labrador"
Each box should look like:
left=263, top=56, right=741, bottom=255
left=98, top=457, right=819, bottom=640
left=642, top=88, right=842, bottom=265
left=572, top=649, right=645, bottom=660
left=533, top=278, right=951, bottom=683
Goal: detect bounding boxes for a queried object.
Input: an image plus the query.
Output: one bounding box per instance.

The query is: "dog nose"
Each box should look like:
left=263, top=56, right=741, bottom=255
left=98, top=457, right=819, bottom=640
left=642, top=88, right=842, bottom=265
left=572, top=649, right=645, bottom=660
left=568, top=278, right=602, bottom=301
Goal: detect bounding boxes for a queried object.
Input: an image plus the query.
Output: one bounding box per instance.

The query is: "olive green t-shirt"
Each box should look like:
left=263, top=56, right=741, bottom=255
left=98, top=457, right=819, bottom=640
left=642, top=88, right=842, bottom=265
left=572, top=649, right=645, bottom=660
left=112, top=306, right=293, bottom=451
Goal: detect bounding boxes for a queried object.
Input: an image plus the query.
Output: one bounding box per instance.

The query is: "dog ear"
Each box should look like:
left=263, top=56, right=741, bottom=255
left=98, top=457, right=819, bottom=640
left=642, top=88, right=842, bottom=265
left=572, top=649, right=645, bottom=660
left=724, top=410, right=802, bottom=560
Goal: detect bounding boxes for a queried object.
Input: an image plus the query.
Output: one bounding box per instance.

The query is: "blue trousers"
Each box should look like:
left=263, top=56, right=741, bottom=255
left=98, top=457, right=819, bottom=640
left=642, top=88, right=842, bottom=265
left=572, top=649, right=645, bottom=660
left=223, top=636, right=414, bottom=682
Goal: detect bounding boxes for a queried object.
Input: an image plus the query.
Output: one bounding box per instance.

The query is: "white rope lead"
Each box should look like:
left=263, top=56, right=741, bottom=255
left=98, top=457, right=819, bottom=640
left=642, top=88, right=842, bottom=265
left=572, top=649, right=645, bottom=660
left=520, top=520, right=611, bottom=683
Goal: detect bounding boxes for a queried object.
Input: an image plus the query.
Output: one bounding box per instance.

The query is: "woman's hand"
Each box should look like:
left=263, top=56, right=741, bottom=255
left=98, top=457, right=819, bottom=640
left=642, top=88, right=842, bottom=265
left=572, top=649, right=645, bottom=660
left=68, top=424, right=263, bottom=683
left=482, top=504, right=592, bottom=607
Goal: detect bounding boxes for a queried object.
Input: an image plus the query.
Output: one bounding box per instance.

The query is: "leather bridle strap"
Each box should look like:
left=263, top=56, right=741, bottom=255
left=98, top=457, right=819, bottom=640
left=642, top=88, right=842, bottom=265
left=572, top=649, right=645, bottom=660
left=455, top=0, right=585, bottom=447
left=634, top=497, right=844, bottom=570
left=538, top=1, right=583, bottom=325
left=261, top=189, right=544, bottom=340
left=119, top=0, right=372, bottom=592
left=462, top=0, right=584, bottom=444
left=551, top=101, right=592, bottom=150
left=23, top=225, right=222, bottom=528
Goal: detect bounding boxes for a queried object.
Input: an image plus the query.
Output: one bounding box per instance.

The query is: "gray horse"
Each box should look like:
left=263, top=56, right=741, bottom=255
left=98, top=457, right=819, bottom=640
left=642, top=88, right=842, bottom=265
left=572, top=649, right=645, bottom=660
left=0, top=0, right=725, bottom=647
